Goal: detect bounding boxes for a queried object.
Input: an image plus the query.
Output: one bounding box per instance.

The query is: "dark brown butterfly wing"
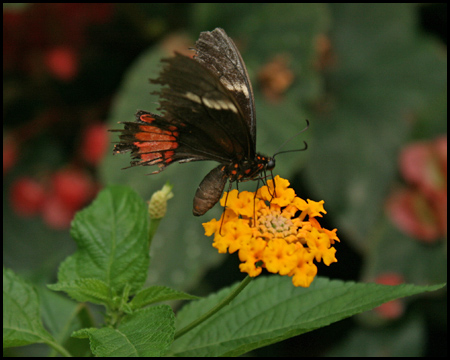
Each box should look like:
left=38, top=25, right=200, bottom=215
left=194, top=28, right=257, bottom=155
left=112, top=28, right=266, bottom=216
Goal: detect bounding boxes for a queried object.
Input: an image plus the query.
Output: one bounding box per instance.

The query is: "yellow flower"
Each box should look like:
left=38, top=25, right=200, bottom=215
left=203, top=176, right=340, bottom=287
left=258, top=176, right=296, bottom=207
left=238, top=237, right=266, bottom=277
left=221, top=190, right=254, bottom=216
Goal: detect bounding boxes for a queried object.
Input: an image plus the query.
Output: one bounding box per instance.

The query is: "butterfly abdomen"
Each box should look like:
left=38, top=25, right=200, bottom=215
left=193, top=166, right=228, bottom=216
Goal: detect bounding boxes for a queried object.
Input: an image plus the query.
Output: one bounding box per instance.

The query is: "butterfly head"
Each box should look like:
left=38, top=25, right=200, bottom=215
left=265, top=157, right=275, bottom=171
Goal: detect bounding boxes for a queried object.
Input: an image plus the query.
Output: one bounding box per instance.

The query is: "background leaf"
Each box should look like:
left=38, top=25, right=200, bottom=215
left=3, top=268, right=54, bottom=348
left=305, top=4, right=446, bottom=250
left=327, top=312, right=426, bottom=356
left=38, top=288, right=92, bottom=357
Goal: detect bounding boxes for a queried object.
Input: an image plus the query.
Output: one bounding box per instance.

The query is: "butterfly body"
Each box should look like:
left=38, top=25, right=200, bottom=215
left=112, top=28, right=274, bottom=216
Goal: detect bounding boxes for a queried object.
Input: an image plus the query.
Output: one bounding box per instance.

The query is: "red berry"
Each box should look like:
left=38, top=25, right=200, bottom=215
left=10, top=177, right=46, bottom=216
left=41, top=192, right=76, bottom=229
left=80, top=123, right=109, bottom=166
left=3, top=135, right=19, bottom=175
left=44, top=46, right=78, bottom=81
left=51, top=168, right=94, bottom=211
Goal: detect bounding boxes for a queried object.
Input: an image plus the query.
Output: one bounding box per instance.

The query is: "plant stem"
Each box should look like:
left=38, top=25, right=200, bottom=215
left=46, top=339, right=73, bottom=357
left=174, top=275, right=253, bottom=340
left=148, top=218, right=161, bottom=247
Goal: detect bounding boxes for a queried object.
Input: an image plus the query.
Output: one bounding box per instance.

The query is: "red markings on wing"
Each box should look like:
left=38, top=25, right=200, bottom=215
left=135, top=126, right=177, bottom=141
left=133, top=122, right=179, bottom=164
left=140, top=114, right=156, bottom=123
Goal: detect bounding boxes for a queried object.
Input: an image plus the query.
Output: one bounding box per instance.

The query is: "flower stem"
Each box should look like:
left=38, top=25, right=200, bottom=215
left=174, top=275, right=253, bottom=340
left=148, top=218, right=161, bottom=247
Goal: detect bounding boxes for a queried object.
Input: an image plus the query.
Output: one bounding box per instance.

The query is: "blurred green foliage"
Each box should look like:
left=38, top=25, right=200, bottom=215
left=4, top=3, right=446, bottom=357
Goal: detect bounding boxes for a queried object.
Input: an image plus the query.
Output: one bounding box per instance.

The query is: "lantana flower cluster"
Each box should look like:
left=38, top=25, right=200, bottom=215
left=203, top=176, right=339, bottom=287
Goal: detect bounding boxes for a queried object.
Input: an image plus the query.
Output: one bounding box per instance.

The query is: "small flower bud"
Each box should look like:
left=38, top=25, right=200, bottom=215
left=148, top=183, right=174, bottom=219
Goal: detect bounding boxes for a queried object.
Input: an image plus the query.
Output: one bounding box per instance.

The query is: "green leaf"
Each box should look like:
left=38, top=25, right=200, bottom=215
left=170, top=276, right=444, bottom=357
left=38, top=288, right=92, bottom=357
left=56, top=186, right=150, bottom=295
left=129, top=286, right=200, bottom=310
left=3, top=267, right=54, bottom=348
left=73, top=305, right=175, bottom=357
left=47, top=279, right=112, bottom=306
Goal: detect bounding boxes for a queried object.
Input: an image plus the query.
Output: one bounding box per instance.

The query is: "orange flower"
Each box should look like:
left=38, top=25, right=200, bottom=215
left=203, top=176, right=339, bottom=287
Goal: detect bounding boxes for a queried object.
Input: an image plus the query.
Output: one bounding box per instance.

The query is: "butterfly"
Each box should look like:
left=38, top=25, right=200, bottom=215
left=112, top=28, right=276, bottom=216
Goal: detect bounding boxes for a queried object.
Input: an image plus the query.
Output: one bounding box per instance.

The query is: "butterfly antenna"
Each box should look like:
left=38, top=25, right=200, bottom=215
left=273, top=119, right=309, bottom=158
